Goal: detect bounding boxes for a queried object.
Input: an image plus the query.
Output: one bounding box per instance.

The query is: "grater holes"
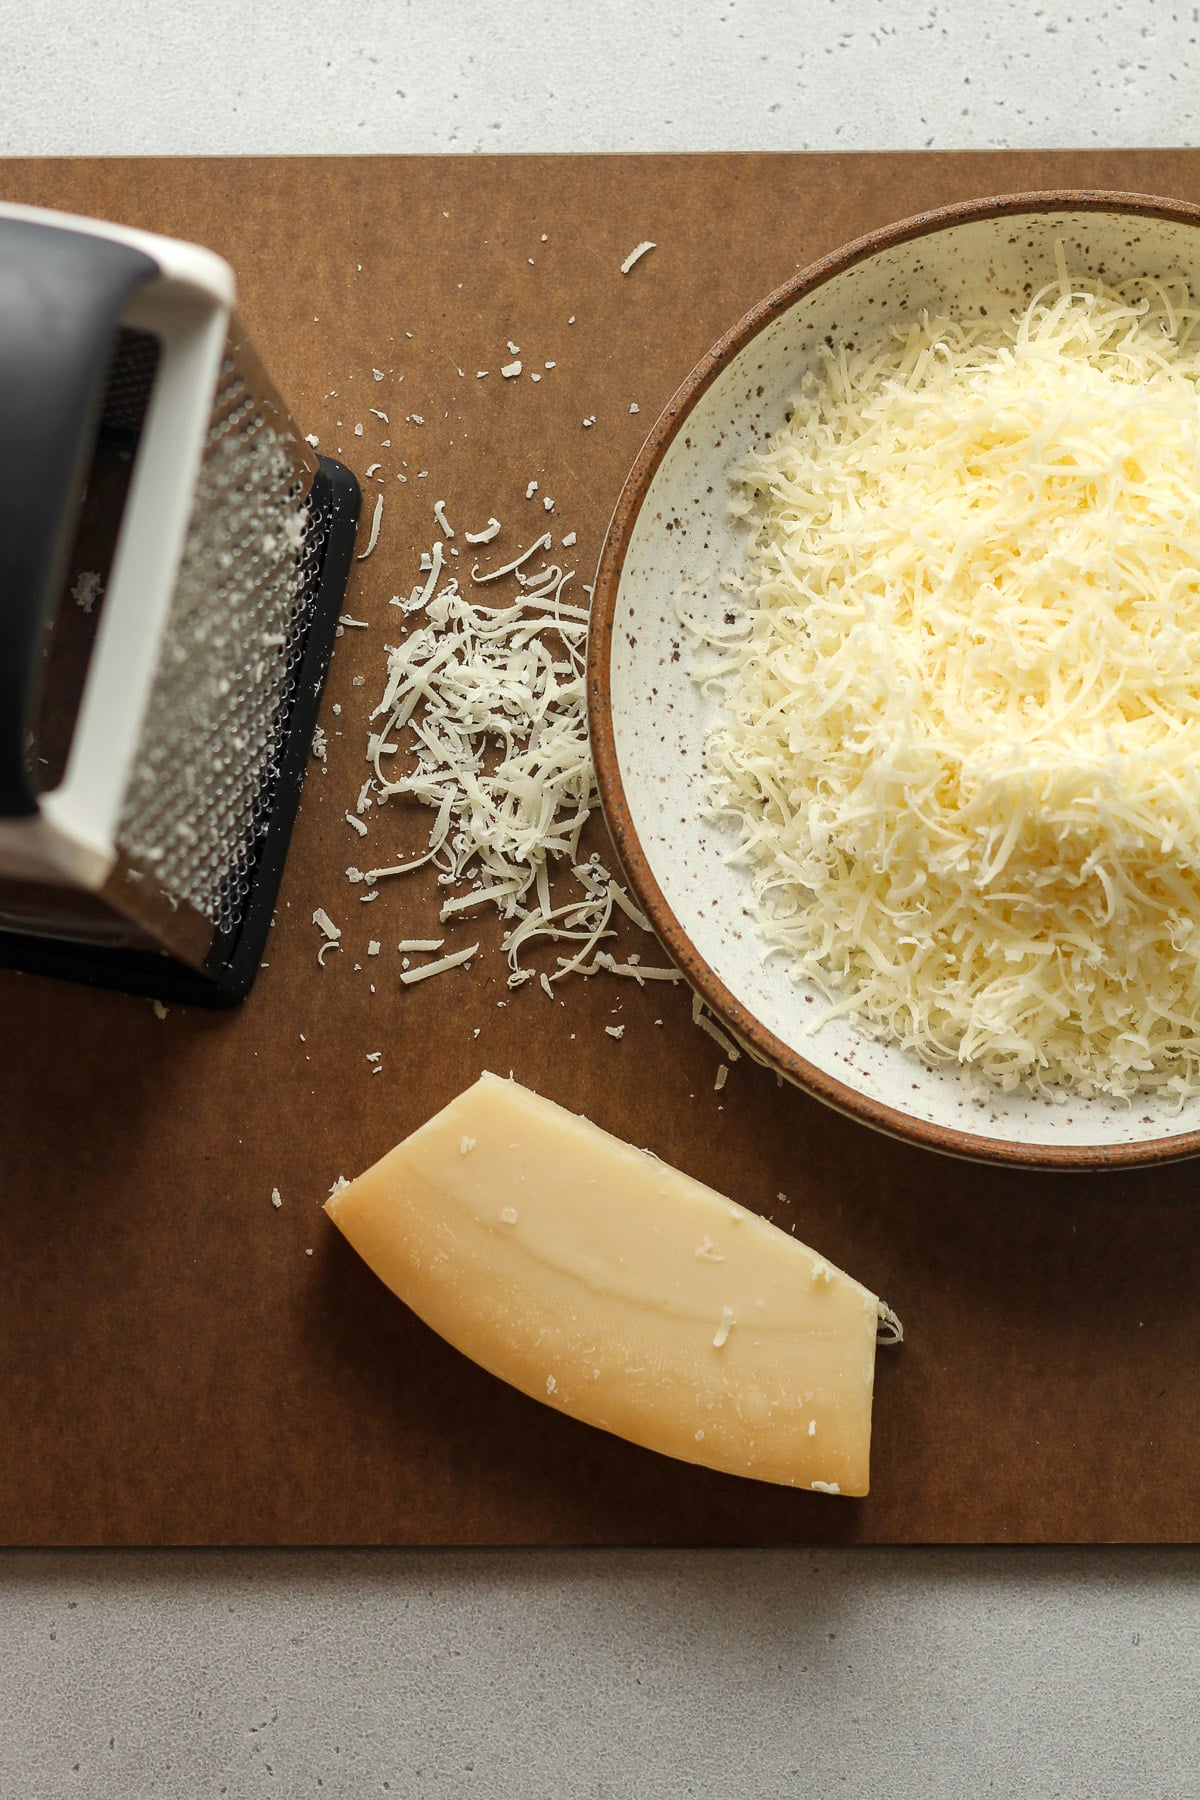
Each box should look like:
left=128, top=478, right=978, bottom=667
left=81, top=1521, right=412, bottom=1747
left=100, top=328, right=160, bottom=438
left=115, top=348, right=324, bottom=933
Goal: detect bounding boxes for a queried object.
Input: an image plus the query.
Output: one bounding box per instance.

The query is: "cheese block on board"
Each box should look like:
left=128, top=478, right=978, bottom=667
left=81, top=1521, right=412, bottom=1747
left=325, top=1072, right=897, bottom=1494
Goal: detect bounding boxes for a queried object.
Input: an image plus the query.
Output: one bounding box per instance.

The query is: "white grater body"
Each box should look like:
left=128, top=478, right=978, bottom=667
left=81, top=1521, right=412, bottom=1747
left=0, top=203, right=359, bottom=995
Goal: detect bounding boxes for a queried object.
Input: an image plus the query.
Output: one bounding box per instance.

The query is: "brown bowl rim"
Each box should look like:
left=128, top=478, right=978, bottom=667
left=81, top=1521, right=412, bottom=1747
left=587, top=187, right=1200, bottom=1171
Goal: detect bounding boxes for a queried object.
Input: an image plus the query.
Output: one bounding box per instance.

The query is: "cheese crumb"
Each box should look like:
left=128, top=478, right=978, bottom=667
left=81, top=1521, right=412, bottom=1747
left=501, top=360, right=523, bottom=379
left=271, top=1188, right=283, bottom=1209
left=691, top=994, right=741, bottom=1060
left=355, top=492, right=383, bottom=561
left=712, top=1306, right=735, bottom=1349
left=71, top=570, right=103, bottom=613
left=620, top=241, right=656, bottom=275
left=399, top=943, right=479, bottom=984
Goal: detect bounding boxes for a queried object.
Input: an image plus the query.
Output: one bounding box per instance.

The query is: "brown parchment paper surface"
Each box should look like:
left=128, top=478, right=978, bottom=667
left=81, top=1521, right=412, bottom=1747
left=3, top=153, right=1199, bottom=1546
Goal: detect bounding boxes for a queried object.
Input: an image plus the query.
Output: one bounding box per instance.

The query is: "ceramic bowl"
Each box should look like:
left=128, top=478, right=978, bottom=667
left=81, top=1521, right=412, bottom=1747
left=589, top=190, right=1200, bottom=1169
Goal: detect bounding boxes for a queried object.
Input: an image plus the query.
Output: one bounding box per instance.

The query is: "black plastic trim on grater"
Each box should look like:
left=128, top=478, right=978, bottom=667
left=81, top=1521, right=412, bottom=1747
left=0, top=220, right=160, bottom=817
left=0, top=455, right=362, bottom=1007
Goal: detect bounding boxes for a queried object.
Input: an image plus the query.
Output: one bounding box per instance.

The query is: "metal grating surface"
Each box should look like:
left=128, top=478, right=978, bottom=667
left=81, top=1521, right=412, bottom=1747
left=100, top=328, right=160, bottom=436
left=116, top=353, right=327, bottom=933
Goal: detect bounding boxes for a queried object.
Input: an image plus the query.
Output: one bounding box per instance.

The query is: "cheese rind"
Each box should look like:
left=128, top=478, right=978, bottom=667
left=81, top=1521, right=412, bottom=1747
left=325, top=1073, right=885, bottom=1493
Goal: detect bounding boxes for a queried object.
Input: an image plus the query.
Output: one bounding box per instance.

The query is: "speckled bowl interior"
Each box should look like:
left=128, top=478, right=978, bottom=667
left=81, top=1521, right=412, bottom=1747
left=589, top=192, right=1200, bottom=1168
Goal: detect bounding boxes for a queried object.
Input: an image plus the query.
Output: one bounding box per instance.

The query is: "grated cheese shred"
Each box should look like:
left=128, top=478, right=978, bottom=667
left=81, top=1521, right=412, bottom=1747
left=356, top=492, right=384, bottom=561
left=620, top=241, right=657, bottom=275
left=695, top=267, right=1200, bottom=1101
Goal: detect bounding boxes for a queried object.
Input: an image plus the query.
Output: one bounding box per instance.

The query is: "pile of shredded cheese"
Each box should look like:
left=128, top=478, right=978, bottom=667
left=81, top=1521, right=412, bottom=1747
left=694, top=265, right=1200, bottom=1101
left=361, top=518, right=678, bottom=994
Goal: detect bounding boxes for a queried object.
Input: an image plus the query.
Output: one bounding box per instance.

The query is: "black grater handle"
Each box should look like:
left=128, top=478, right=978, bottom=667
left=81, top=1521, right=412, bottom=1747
left=0, top=216, right=157, bottom=817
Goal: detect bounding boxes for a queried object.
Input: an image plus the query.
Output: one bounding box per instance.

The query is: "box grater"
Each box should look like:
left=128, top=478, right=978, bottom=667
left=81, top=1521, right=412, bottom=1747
left=0, top=203, right=360, bottom=1004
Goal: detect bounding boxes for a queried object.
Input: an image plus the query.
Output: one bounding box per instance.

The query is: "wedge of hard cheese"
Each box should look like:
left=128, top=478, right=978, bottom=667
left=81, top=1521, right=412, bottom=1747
left=325, top=1072, right=896, bottom=1494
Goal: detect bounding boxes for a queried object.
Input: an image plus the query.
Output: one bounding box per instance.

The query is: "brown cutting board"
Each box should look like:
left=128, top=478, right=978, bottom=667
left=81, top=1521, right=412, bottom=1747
left=4, top=152, right=1200, bottom=1547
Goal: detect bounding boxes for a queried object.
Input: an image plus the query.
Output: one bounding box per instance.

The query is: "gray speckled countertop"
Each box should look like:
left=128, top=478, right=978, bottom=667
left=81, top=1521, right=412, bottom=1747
left=4, top=3, right=1199, bottom=1793
left=2, top=0, right=1195, bottom=155
left=6, top=1550, right=1200, bottom=1797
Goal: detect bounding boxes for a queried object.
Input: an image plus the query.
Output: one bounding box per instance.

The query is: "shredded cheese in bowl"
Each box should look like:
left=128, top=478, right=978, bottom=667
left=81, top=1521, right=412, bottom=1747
left=695, top=265, right=1200, bottom=1102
